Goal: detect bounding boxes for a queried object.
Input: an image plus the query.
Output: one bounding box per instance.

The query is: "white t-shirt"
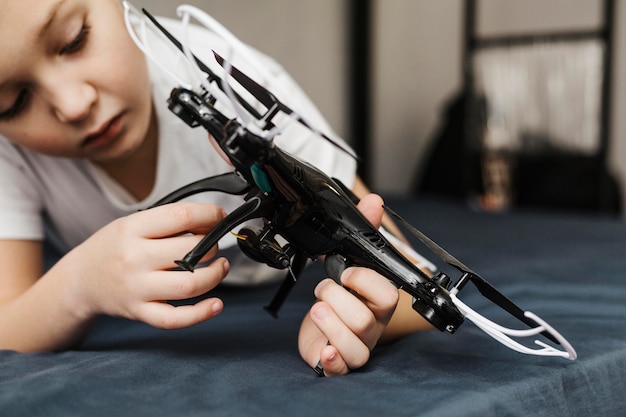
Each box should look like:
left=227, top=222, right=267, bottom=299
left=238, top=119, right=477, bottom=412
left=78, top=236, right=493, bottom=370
left=0, top=17, right=356, bottom=284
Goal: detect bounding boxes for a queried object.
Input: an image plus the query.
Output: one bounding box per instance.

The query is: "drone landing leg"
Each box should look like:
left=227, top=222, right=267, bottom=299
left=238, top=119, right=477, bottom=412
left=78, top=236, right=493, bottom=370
left=176, top=195, right=270, bottom=271
left=264, top=251, right=308, bottom=317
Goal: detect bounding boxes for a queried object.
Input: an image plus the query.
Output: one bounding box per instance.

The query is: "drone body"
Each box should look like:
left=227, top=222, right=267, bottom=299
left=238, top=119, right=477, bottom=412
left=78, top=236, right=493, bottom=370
left=157, top=86, right=466, bottom=332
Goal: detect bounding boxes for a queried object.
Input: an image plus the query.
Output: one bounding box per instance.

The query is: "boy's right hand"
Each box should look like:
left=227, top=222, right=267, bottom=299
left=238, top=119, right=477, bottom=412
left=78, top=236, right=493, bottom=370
left=64, top=202, right=230, bottom=329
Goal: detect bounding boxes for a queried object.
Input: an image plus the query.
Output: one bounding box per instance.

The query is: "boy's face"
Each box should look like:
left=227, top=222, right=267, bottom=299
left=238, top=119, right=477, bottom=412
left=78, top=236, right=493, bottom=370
left=0, top=0, right=153, bottom=164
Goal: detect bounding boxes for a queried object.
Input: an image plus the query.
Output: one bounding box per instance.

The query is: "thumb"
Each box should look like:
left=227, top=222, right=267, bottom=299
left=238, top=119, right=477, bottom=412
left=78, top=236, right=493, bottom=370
left=356, top=193, right=385, bottom=229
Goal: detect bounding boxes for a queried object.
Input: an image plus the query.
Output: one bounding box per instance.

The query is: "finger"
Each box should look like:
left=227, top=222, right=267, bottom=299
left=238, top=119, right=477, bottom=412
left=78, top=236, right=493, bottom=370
left=143, top=258, right=230, bottom=301
left=339, top=267, right=399, bottom=323
left=314, top=278, right=380, bottom=346
left=130, top=202, right=227, bottom=239
left=356, top=194, right=384, bottom=229
left=309, top=300, right=371, bottom=370
left=317, top=344, right=350, bottom=377
left=138, top=296, right=224, bottom=330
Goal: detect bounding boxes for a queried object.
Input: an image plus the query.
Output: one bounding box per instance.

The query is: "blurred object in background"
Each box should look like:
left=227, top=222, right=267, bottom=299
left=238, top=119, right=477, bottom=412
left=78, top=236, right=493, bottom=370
left=417, top=0, right=621, bottom=216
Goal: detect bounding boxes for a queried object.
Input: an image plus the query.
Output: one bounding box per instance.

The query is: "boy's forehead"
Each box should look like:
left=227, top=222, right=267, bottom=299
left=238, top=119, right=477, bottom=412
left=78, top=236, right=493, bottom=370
left=0, top=0, right=64, bottom=73
left=0, top=0, right=58, bottom=16
left=0, top=0, right=72, bottom=34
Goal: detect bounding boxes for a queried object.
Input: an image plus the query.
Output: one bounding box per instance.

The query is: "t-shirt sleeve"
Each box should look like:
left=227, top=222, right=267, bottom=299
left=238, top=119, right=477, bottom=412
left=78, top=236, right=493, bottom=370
left=0, top=139, right=45, bottom=240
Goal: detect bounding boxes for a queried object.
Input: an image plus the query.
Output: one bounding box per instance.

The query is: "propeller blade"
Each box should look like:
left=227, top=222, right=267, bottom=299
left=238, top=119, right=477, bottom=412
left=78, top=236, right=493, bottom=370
left=142, top=8, right=218, bottom=82
left=383, top=205, right=477, bottom=275
left=141, top=8, right=266, bottom=121
left=466, top=274, right=558, bottom=343
left=212, top=52, right=358, bottom=159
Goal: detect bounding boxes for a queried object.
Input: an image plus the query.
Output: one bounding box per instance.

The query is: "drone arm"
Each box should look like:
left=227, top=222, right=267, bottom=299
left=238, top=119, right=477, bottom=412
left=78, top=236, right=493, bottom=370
left=149, top=172, right=251, bottom=208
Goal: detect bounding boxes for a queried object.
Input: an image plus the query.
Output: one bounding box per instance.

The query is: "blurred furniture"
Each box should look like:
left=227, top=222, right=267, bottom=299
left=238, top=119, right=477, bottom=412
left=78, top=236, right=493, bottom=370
left=1, top=198, right=625, bottom=416
left=418, top=0, right=621, bottom=215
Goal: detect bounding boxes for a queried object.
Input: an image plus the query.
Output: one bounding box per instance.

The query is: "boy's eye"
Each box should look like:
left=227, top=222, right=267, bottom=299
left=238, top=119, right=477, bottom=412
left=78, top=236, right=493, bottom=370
left=0, top=90, right=31, bottom=122
left=60, top=24, right=90, bottom=55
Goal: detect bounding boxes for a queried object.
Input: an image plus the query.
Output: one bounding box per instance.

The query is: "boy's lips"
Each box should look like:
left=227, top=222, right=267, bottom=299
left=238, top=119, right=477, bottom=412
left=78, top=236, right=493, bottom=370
left=82, top=114, right=123, bottom=149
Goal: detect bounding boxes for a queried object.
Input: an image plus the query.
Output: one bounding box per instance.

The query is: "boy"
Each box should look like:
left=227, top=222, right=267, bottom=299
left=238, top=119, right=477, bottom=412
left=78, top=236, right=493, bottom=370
left=0, top=0, right=429, bottom=376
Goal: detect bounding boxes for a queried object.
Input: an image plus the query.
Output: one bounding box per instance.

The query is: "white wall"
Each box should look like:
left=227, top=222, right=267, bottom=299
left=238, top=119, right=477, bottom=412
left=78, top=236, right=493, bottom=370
left=371, top=0, right=463, bottom=194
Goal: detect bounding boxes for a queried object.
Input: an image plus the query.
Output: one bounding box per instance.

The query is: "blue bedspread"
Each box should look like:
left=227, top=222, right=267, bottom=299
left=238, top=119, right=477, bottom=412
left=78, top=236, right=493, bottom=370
left=1, top=198, right=624, bottom=416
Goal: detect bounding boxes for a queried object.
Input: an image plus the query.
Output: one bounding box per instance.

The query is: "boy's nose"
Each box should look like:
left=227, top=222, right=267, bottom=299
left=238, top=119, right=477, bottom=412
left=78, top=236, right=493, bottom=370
left=45, top=77, right=97, bottom=124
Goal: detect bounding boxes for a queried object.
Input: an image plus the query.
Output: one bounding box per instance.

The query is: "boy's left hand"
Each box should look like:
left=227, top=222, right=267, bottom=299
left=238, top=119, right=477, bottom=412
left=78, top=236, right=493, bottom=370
left=297, top=194, right=400, bottom=376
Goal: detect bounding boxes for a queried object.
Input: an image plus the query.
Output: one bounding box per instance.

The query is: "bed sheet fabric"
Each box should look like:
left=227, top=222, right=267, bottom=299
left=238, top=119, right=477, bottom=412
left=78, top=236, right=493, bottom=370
left=1, top=198, right=624, bottom=416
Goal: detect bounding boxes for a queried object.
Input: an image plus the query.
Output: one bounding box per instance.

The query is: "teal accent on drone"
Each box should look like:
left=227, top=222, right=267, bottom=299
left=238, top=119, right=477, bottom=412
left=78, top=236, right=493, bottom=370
left=251, top=163, right=272, bottom=192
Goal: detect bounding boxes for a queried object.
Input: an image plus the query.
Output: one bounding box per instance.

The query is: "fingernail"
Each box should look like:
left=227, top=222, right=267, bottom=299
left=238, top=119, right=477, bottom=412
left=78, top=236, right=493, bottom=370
left=341, top=267, right=354, bottom=281
left=313, top=305, right=330, bottom=320
left=339, top=267, right=356, bottom=287
left=222, top=258, right=230, bottom=274
left=212, top=301, right=223, bottom=314
left=314, top=279, right=329, bottom=298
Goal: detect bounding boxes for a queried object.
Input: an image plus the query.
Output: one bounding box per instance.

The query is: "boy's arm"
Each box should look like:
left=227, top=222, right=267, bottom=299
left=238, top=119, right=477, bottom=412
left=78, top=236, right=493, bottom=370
left=0, top=239, right=94, bottom=352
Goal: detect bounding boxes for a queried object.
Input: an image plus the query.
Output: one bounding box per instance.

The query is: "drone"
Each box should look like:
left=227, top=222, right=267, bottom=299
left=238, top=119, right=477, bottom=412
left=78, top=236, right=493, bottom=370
left=123, top=3, right=576, bottom=364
